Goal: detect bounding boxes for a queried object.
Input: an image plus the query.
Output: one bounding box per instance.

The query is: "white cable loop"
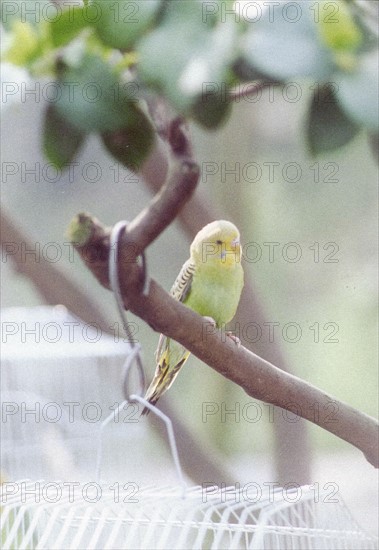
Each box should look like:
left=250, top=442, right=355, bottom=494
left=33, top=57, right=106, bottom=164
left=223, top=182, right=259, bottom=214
left=109, top=221, right=145, bottom=399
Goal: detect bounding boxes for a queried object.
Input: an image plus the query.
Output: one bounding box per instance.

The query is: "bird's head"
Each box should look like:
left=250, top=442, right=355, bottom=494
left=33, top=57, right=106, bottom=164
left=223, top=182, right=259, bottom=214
left=190, top=220, right=242, bottom=268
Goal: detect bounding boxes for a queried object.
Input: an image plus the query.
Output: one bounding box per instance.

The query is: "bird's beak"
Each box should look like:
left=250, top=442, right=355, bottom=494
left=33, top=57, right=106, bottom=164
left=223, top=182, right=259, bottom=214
left=231, top=238, right=240, bottom=250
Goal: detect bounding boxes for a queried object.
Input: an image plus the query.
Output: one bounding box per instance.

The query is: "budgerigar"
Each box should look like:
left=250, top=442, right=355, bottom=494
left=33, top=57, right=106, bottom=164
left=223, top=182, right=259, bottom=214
left=141, top=220, right=244, bottom=414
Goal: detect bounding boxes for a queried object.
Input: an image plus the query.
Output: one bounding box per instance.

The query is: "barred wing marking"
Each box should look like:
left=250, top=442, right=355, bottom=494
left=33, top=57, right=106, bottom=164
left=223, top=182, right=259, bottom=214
left=155, top=259, right=195, bottom=362
left=170, top=259, right=195, bottom=302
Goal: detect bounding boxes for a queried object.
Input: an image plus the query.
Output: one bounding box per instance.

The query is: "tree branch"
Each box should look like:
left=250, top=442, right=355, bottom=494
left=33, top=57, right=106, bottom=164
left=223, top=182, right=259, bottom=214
left=0, top=208, right=111, bottom=332
left=69, top=213, right=379, bottom=469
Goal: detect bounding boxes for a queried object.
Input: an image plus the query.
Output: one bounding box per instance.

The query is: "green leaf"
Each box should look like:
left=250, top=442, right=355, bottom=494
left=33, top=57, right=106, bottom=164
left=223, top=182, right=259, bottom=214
left=1, top=0, right=51, bottom=30
left=101, top=106, right=155, bottom=171
left=67, top=213, right=93, bottom=246
left=242, top=0, right=334, bottom=81
left=93, top=0, right=161, bottom=50
left=138, top=24, right=197, bottom=110
left=160, top=0, right=207, bottom=26
left=55, top=54, right=138, bottom=133
left=2, top=21, right=41, bottom=66
left=49, top=6, right=90, bottom=47
left=316, top=0, right=362, bottom=52
left=43, top=105, right=86, bottom=169
left=191, top=91, right=231, bottom=129
left=336, top=49, right=379, bottom=132
left=161, top=0, right=234, bottom=29
left=232, top=57, right=272, bottom=83
left=307, top=84, right=360, bottom=155
left=138, top=6, right=238, bottom=112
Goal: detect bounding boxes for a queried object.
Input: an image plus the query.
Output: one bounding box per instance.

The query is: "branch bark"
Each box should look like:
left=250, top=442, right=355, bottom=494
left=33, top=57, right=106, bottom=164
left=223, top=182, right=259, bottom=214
left=69, top=213, right=379, bottom=469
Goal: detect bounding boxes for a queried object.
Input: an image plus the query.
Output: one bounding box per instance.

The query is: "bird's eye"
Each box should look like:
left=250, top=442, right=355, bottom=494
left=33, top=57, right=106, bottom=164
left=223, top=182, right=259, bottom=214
left=216, top=240, right=222, bottom=245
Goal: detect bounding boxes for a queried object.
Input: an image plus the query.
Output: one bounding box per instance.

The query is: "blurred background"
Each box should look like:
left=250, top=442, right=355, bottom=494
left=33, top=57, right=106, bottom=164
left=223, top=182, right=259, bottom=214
left=1, top=51, right=378, bottom=536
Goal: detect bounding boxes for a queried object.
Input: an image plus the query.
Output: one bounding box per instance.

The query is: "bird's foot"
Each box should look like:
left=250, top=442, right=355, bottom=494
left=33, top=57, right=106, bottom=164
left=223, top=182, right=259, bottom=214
left=202, top=316, right=216, bottom=327
left=226, top=331, right=241, bottom=346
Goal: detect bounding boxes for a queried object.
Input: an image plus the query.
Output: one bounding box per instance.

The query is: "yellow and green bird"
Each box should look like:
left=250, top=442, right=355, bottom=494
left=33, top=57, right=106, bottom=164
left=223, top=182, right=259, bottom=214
left=142, top=220, right=244, bottom=414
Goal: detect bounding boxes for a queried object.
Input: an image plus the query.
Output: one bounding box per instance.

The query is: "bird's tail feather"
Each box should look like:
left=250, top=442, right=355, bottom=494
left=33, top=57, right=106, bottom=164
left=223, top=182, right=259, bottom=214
left=141, top=351, right=190, bottom=415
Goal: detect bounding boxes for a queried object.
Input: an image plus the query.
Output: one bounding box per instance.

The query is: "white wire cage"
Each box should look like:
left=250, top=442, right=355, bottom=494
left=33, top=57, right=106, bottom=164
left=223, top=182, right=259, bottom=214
left=1, top=306, right=378, bottom=549
left=1, top=483, right=378, bottom=550
left=1, top=305, right=133, bottom=481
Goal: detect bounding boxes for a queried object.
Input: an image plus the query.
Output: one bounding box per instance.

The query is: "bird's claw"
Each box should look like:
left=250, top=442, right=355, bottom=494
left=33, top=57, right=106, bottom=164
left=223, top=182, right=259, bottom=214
left=203, top=316, right=217, bottom=327
left=226, top=332, right=241, bottom=346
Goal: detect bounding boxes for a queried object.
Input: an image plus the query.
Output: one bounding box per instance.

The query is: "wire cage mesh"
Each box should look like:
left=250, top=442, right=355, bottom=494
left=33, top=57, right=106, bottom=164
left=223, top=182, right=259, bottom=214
left=1, top=306, right=131, bottom=481
left=1, top=483, right=378, bottom=550
left=1, top=306, right=377, bottom=549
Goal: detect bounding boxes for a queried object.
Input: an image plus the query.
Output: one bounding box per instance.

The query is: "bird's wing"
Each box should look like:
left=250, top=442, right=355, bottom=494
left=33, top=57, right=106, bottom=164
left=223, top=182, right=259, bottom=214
left=142, top=260, right=195, bottom=414
left=154, top=258, right=195, bottom=362
left=170, top=258, right=195, bottom=302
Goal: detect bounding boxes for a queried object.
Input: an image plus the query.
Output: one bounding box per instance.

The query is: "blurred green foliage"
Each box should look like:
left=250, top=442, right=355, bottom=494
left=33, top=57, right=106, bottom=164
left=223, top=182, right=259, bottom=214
left=2, top=0, right=378, bottom=164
